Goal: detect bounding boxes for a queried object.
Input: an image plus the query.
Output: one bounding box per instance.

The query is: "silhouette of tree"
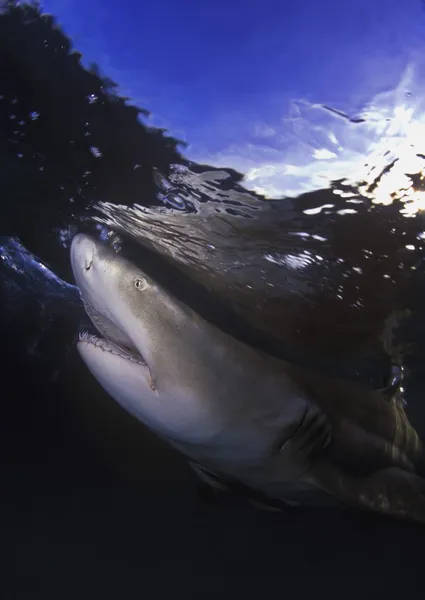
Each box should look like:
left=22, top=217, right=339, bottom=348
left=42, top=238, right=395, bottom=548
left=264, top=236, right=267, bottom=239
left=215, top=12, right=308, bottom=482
left=0, top=0, right=187, bottom=274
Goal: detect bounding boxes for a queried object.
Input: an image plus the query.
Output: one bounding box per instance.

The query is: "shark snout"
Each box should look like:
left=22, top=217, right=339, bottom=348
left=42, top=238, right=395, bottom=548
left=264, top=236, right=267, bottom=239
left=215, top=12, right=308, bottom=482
left=70, top=233, right=98, bottom=277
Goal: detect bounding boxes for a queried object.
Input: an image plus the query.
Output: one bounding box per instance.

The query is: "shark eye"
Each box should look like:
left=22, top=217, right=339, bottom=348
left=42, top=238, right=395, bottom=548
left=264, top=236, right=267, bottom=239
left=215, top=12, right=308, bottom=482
left=134, top=276, right=148, bottom=291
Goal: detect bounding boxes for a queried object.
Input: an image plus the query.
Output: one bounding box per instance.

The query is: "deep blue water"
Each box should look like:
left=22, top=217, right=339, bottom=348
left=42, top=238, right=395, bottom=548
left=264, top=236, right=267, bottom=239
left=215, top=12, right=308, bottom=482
left=2, top=1, right=425, bottom=595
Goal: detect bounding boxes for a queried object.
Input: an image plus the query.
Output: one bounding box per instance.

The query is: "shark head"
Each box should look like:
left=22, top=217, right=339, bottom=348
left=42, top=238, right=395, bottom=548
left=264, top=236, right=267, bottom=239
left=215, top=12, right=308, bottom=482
left=70, top=233, right=229, bottom=444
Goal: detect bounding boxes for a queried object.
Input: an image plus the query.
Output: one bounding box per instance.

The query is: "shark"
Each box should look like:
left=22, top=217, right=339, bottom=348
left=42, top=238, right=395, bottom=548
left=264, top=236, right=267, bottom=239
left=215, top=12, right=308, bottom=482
left=70, top=233, right=425, bottom=523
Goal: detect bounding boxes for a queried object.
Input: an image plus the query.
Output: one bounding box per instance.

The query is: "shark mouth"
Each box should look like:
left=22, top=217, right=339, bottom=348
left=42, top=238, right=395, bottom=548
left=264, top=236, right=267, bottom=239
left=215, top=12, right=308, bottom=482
left=78, top=331, right=146, bottom=366
left=78, top=299, right=147, bottom=367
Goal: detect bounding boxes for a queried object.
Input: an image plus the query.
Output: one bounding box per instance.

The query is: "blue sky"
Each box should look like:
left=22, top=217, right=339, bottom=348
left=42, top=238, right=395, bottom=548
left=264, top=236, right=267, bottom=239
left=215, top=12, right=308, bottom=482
left=40, top=0, right=425, bottom=199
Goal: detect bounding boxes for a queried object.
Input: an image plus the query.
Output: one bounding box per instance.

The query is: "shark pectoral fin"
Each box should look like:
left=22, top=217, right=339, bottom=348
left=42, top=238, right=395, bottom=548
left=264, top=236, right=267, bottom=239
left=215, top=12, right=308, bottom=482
left=190, top=462, right=294, bottom=512
left=278, top=405, right=332, bottom=469
left=189, top=462, right=231, bottom=493
left=315, top=464, right=425, bottom=524
left=247, top=498, right=284, bottom=512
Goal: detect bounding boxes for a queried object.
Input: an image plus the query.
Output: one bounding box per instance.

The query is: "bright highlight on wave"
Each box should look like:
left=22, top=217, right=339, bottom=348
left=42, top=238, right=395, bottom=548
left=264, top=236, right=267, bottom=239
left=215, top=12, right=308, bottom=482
left=203, top=63, right=425, bottom=217
left=333, top=101, right=425, bottom=218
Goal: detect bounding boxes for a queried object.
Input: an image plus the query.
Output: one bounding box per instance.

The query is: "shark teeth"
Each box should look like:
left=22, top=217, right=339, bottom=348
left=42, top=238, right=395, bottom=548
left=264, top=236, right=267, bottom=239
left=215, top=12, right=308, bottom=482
left=78, top=331, right=146, bottom=365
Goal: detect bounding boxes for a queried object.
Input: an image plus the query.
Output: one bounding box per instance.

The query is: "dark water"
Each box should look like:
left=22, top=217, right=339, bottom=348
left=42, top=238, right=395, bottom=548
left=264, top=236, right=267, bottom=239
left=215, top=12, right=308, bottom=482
left=1, top=1, right=425, bottom=595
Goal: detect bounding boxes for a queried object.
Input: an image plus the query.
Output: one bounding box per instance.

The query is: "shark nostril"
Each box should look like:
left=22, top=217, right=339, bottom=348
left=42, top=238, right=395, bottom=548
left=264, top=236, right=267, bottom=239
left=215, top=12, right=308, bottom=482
left=84, top=259, right=93, bottom=271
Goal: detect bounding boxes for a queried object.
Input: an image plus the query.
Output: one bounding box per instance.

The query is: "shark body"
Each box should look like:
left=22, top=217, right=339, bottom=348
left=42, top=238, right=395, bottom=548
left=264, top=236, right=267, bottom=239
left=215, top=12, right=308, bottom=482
left=71, top=233, right=425, bottom=523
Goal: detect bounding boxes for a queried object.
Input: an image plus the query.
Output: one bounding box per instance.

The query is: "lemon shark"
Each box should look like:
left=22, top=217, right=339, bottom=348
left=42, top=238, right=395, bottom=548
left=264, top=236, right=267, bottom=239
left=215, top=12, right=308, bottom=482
left=70, top=233, right=425, bottom=523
